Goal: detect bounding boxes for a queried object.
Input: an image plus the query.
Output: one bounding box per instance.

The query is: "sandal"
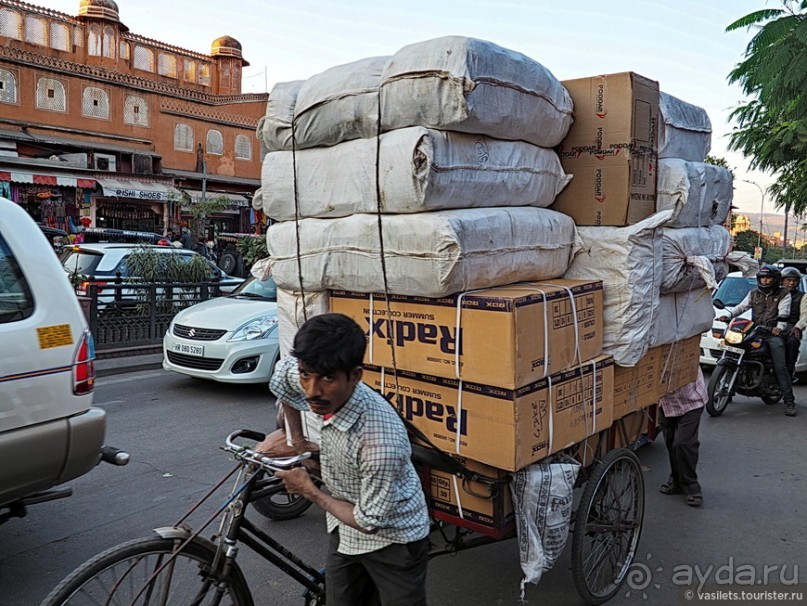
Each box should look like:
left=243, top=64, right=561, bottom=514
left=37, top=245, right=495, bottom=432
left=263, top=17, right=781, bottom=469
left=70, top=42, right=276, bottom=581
left=686, top=494, right=703, bottom=507
left=659, top=482, right=683, bottom=495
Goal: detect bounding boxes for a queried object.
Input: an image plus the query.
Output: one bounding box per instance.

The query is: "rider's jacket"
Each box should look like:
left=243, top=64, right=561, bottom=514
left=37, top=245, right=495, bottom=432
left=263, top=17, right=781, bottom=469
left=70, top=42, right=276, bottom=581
left=750, top=287, right=789, bottom=328
left=786, top=290, right=805, bottom=326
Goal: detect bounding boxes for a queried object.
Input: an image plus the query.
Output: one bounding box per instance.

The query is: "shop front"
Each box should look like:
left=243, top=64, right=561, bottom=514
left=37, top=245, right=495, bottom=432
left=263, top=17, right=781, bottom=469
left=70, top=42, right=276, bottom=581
left=180, top=189, right=251, bottom=236
left=92, top=178, right=180, bottom=234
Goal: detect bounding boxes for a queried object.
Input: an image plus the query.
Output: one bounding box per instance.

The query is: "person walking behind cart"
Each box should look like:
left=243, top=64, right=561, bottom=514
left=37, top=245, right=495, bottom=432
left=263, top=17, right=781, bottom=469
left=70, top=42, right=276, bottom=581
left=719, top=265, right=796, bottom=417
left=261, top=313, right=430, bottom=606
left=659, top=367, right=706, bottom=507
left=781, top=267, right=807, bottom=396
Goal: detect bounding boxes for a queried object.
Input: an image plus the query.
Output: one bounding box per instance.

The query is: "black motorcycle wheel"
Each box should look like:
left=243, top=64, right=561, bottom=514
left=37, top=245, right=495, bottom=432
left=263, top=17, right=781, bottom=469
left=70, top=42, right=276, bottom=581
left=706, top=366, right=733, bottom=417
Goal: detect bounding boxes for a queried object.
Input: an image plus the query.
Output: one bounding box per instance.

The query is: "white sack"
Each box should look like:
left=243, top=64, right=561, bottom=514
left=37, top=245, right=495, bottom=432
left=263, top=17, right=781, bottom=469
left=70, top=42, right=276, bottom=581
left=652, top=288, right=715, bottom=346
left=267, top=207, right=580, bottom=298
left=262, top=127, right=571, bottom=220
left=262, top=57, right=389, bottom=151
left=511, top=459, right=581, bottom=597
left=661, top=225, right=731, bottom=293
left=380, top=36, right=573, bottom=148
left=726, top=251, right=760, bottom=277
left=563, top=211, right=673, bottom=367
left=257, top=80, right=304, bottom=152
left=658, top=92, right=712, bottom=162
left=657, top=159, right=733, bottom=228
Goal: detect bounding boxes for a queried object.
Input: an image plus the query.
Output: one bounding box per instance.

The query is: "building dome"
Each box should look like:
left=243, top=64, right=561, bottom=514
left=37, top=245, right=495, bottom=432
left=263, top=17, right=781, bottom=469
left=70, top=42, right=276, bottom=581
left=211, top=35, right=248, bottom=64
left=78, top=0, right=120, bottom=21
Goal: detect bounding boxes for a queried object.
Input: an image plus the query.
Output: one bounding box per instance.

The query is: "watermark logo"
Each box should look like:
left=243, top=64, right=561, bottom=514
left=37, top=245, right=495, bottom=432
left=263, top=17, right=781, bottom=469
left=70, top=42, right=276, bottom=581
left=624, top=555, right=801, bottom=600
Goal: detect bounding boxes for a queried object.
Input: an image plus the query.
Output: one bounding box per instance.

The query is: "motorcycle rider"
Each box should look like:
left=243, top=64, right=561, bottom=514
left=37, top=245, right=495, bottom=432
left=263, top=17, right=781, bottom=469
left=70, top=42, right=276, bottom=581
left=781, top=267, right=807, bottom=395
left=719, top=265, right=797, bottom=417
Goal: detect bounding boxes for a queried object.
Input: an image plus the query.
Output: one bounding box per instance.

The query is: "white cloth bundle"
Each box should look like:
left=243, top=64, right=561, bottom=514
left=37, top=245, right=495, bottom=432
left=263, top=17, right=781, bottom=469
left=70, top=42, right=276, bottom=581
left=658, top=92, right=712, bottom=162
left=256, top=80, right=304, bottom=152
left=267, top=207, right=580, bottom=298
left=260, top=57, right=388, bottom=151
left=276, top=287, right=331, bottom=358
left=652, top=288, right=715, bottom=346
left=563, top=211, right=673, bottom=366
left=661, top=225, right=731, bottom=293
left=380, top=36, right=573, bottom=148
left=657, top=158, right=733, bottom=228
left=260, top=127, right=570, bottom=220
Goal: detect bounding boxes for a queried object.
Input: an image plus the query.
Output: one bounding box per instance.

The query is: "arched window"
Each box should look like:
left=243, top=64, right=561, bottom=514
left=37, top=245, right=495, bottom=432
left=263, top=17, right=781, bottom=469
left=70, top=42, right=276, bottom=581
left=0, top=69, right=18, bottom=104
left=206, top=130, right=224, bottom=155
left=102, top=25, right=115, bottom=58
left=158, top=53, right=177, bottom=77
left=0, top=9, right=23, bottom=40
left=123, top=95, right=149, bottom=127
left=235, top=135, right=252, bottom=160
left=133, top=45, right=154, bottom=72
left=36, top=78, right=66, bottom=112
left=183, top=59, right=196, bottom=83
left=198, top=63, right=211, bottom=86
left=87, top=23, right=101, bottom=55
left=24, top=15, right=46, bottom=46
left=219, top=61, right=231, bottom=90
left=82, top=87, right=109, bottom=119
left=174, top=123, right=193, bottom=151
left=49, top=22, right=70, bottom=51
left=72, top=25, right=83, bottom=47
left=119, top=40, right=130, bottom=60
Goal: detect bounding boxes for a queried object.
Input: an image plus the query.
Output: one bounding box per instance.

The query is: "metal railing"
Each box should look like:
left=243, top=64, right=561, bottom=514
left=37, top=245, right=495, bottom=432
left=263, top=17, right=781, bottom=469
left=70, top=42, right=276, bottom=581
left=83, top=280, right=229, bottom=353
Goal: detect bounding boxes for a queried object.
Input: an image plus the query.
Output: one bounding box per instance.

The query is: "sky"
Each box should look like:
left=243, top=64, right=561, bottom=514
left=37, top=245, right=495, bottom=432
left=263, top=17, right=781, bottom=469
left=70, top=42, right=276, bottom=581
left=39, top=0, right=786, bottom=217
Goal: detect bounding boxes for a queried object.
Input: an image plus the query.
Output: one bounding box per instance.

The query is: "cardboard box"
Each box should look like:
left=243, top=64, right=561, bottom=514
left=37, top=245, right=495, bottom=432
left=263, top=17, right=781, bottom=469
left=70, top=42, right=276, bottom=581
left=331, top=279, right=603, bottom=389
left=613, top=348, right=663, bottom=419
left=551, top=72, right=659, bottom=226
left=657, top=335, right=701, bottom=396
left=420, top=455, right=514, bottom=539
left=363, top=355, right=615, bottom=471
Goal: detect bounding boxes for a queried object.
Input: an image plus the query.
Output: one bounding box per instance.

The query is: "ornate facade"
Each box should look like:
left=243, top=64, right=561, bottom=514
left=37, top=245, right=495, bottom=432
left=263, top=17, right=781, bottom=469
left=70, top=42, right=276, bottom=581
left=0, top=0, right=268, bottom=235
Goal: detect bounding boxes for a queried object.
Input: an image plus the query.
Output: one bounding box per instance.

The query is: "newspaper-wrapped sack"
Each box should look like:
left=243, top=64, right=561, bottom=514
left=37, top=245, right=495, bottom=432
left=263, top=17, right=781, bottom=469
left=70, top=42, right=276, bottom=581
left=261, top=127, right=571, bottom=220
left=657, top=159, right=733, bottom=229
left=652, top=287, right=715, bottom=346
left=380, top=36, right=573, bottom=148
left=256, top=80, right=304, bottom=152
left=658, top=92, right=712, bottom=162
left=661, top=225, right=731, bottom=294
left=267, top=207, right=580, bottom=298
left=258, top=58, right=388, bottom=151
left=563, top=210, right=672, bottom=367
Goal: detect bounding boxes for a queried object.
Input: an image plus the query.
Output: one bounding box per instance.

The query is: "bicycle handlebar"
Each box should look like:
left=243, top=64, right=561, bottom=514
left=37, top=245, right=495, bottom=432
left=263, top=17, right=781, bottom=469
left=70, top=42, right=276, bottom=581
left=223, top=429, right=312, bottom=472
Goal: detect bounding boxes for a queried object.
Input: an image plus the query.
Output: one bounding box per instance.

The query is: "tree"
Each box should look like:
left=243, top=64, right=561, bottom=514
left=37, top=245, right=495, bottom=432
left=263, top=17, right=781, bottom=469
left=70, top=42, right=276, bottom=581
left=704, top=154, right=734, bottom=176
left=726, top=2, right=807, bottom=214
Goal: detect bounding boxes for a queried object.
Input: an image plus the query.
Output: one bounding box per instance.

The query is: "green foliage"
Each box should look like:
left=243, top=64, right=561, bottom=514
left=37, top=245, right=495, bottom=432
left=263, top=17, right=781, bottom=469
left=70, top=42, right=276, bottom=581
left=732, top=230, right=762, bottom=253
left=188, top=195, right=231, bottom=220
left=727, top=2, right=807, bottom=215
left=124, top=246, right=214, bottom=283
left=236, top=235, right=269, bottom=267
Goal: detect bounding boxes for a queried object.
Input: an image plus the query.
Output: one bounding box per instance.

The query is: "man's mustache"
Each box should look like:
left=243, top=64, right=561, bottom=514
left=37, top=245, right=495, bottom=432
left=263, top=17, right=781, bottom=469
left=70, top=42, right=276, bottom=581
left=306, top=398, right=329, bottom=406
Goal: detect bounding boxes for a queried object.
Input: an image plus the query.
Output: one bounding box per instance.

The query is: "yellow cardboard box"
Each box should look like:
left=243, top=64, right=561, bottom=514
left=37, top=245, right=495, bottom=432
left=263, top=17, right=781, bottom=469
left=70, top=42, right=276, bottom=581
left=421, top=455, right=513, bottom=539
left=613, top=348, right=663, bottom=419
left=657, top=335, right=701, bottom=396
left=551, top=72, right=659, bottom=226
left=363, top=355, right=615, bottom=471
left=331, top=279, right=603, bottom=389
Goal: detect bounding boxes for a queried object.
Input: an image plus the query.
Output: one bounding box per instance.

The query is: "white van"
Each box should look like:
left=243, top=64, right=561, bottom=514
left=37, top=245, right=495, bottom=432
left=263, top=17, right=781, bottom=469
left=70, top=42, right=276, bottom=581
left=0, top=198, right=126, bottom=523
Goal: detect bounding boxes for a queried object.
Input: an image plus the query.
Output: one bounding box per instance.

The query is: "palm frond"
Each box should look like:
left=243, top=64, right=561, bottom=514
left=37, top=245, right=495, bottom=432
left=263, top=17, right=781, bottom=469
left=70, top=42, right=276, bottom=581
left=726, top=8, right=785, bottom=32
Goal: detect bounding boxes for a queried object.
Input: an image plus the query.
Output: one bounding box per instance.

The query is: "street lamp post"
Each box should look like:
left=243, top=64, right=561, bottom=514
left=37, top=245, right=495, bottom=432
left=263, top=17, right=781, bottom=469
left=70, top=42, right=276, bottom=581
left=743, top=179, right=765, bottom=249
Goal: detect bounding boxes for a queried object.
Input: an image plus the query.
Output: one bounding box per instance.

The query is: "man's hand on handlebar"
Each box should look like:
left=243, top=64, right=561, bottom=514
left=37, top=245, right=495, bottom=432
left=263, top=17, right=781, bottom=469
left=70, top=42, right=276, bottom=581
left=275, top=467, right=317, bottom=498
left=718, top=315, right=731, bottom=323
left=772, top=326, right=782, bottom=336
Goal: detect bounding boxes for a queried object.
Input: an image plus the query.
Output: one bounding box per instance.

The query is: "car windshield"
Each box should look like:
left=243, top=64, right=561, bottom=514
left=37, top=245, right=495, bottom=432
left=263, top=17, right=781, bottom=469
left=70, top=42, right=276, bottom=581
left=231, top=275, right=277, bottom=300
left=714, top=276, right=756, bottom=307
left=61, top=250, right=103, bottom=275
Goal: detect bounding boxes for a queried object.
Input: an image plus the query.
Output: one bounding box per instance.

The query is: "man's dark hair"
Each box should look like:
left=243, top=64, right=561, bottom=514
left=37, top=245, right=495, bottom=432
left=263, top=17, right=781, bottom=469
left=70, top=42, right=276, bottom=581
left=292, top=313, right=366, bottom=376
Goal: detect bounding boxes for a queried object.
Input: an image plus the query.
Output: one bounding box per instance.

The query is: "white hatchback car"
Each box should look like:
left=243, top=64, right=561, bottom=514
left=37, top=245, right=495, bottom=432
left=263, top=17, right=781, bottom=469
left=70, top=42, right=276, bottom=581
left=700, top=271, right=807, bottom=372
left=162, top=275, right=280, bottom=384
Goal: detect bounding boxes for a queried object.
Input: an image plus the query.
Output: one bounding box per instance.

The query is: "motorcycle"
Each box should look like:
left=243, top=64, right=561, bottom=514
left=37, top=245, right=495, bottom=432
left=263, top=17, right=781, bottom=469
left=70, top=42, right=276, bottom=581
left=706, top=300, right=783, bottom=416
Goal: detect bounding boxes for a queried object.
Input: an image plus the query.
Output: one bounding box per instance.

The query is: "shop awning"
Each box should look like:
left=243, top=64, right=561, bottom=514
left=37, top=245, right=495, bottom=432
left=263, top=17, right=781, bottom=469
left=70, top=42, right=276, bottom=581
left=96, top=178, right=179, bottom=202
left=181, top=189, right=250, bottom=207
left=0, top=170, right=96, bottom=188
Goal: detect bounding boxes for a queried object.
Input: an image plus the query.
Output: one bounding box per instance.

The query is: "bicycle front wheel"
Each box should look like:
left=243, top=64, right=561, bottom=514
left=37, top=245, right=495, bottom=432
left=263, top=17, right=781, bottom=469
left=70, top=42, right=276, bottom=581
left=41, top=535, right=253, bottom=606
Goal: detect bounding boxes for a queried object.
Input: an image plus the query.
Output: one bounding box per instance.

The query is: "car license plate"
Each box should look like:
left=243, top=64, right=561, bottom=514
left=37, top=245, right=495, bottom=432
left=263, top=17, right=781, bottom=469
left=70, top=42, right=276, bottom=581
left=719, top=343, right=744, bottom=355
left=173, top=342, right=204, bottom=357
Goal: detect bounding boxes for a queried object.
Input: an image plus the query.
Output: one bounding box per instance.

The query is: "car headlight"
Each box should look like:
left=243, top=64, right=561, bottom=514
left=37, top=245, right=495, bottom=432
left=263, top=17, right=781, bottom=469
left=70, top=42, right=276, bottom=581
left=724, top=330, right=744, bottom=345
left=229, top=316, right=279, bottom=342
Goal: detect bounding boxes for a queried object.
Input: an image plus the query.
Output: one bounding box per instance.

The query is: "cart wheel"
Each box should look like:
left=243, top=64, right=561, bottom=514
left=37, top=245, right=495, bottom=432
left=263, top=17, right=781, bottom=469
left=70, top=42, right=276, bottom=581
left=571, top=448, right=645, bottom=605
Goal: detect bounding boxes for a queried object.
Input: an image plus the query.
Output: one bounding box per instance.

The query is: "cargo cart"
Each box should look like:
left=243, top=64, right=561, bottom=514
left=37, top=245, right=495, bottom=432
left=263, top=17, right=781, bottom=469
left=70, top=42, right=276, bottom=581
left=41, top=407, right=654, bottom=606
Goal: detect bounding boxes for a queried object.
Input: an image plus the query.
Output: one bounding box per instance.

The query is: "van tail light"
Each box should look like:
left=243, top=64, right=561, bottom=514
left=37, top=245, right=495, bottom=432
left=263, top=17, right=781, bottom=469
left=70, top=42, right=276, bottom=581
left=73, top=329, right=96, bottom=395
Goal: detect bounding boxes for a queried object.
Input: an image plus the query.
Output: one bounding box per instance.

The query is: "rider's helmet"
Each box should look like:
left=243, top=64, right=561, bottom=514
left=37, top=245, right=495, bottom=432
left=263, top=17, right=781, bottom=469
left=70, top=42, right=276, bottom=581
left=781, top=266, right=801, bottom=281
left=756, top=265, right=782, bottom=293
